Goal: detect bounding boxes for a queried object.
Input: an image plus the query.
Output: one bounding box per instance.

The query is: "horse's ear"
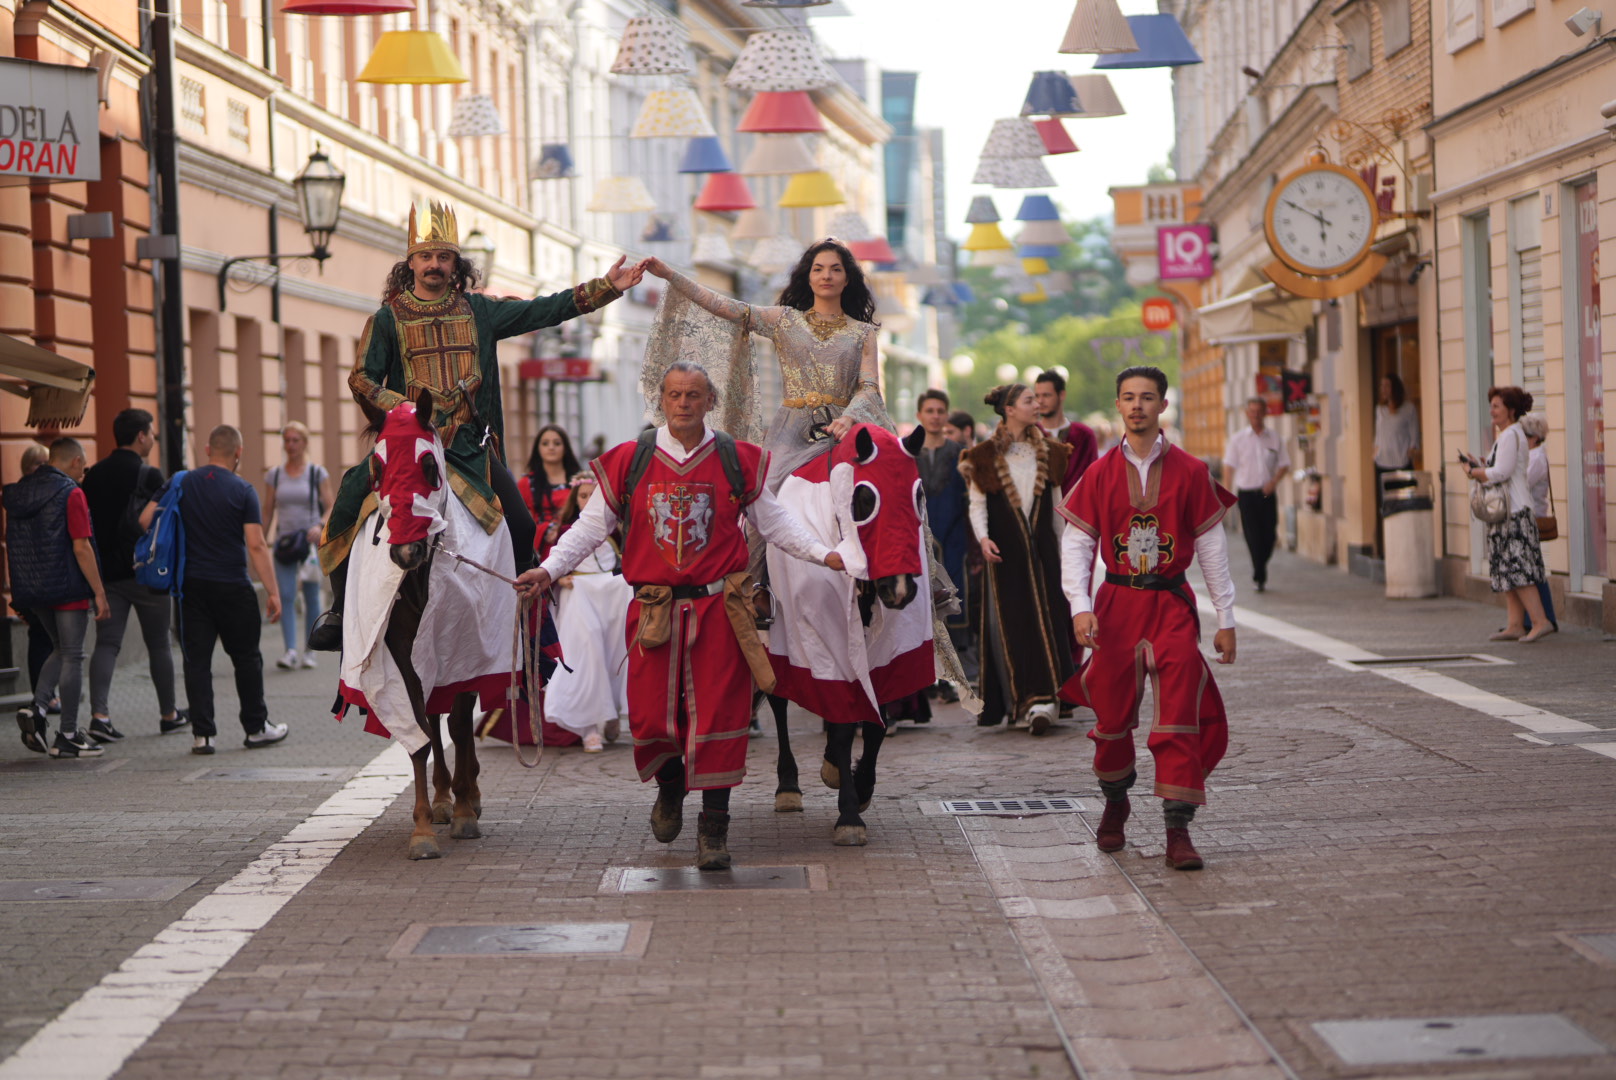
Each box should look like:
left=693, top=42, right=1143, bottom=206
left=415, top=387, right=435, bottom=429
left=358, top=394, right=388, bottom=436
left=854, top=426, right=877, bottom=465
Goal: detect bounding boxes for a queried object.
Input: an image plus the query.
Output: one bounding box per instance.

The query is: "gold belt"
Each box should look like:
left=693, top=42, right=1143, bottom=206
left=782, top=392, right=850, bottom=410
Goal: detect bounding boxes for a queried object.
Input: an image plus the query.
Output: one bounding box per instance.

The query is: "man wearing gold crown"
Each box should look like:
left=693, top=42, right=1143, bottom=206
left=309, top=202, right=645, bottom=649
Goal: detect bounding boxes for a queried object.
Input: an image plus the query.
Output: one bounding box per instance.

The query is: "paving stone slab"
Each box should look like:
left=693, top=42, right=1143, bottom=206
left=387, top=921, right=651, bottom=959
left=0, top=877, right=198, bottom=902
left=1312, top=1013, right=1608, bottom=1065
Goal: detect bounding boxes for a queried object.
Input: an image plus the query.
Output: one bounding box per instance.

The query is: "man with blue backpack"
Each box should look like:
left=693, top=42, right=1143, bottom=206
left=140, top=425, right=284, bottom=755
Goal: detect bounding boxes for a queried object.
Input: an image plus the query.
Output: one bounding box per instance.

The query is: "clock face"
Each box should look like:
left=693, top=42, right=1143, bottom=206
left=1266, top=165, right=1378, bottom=275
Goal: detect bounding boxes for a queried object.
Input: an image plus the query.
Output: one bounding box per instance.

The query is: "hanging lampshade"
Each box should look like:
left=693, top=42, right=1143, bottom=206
left=739, top=135, right=817, bottom=175
left=1021, top=256, right=1052, bottom=276
left=445, top=94, right=505, bottom=137
left=694, top=172, right=757, bottom=212
left=778, top=170, right=845, bottom=208
left=641, top=216, right=677, bottom=243
left=961, top=222, right=1012, bottom=252
left=1094, top=15, right=1203, bottom=68
left=1035, top=118, right=1079, bottom=155
left=1015, top=194, right=1061, bottom=221
left=586, top=176, right=656, bottom=213
left=1019, top=283, right=1050, bottom=304
left=906, top=263, right=948, bottom=285
left=610, top=14, right=690, bottom=76
left=1018, top=244, right=1063, bottom=260
left=730, top=208, right=777, bottom=240
left=993, top=264, right=1033, bottom=285
left=1067, top=74, right=1126, bottom=117
left=848, top=237, right=897, bottom=263
left=974, top=157, right=1057, bottom=189
left=1017, top=219, right=1070, bottom=246
left=919, top=285, right=957, bottom=308
left=736, top=91, right=825, bottom=134
left=358, top=31, right=467, bottom=85
left=631, top=88, right=716, bottom=138
left=692, top=233, right=735, bottom=264
left=532, top=143, right=575, bottom=179
left=979, top=118, right=1047, bottom=160
left=725, top=29, right=837, bottom=92
left=964, top=195, right=1001, bottom=224
left=1042, top=271, right=1073, bottom=297
left=972, top=247, right=1015, bottom=268
left=1021, top=71, right=1083, bottom=117
left=281, top=0, right=415, bottom=14
left=1059, top=0, right=1140, bottom=54
left=826, top=211, right=874, bottom=242
left=752, top=235, right=805, bottom=272
left=679, top=136, right=733, bottom=174
left=952, top=282, right=976, bottom=304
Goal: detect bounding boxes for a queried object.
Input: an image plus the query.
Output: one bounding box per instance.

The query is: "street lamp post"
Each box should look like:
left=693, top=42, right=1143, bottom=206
left=217, top=147, right=347, bottom=310
left=462, top=227, right=496, bottom=288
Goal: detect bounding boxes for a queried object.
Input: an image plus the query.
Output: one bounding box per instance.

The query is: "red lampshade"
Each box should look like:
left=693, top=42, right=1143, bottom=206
left=694, top=172, right=757, bottom=212
left=847, top=237, right=897, bottom=263
left=281, top=0, right=416, bottom=13
left=736, top=91, right=826, bottom=134
left=1035, top=117, right=1079, bottom=155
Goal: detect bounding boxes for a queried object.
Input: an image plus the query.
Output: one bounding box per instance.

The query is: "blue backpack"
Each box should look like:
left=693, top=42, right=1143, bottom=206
left=133, top=470, right=187, bottom=594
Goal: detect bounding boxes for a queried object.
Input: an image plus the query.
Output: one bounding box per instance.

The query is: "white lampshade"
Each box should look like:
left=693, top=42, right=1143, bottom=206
left=586, top=176, right=656, bottom=213
left=739, top=134, right=818, bottom=175
left=1041, top=271, right=1073, bottom=296
left=611, top=14, right=690, bottom=75
left=906, top=264, right=948, bottom=285
left=752, top=234, right=805, bottom=272
left=979, top=118, right=1047, bottom=160
left=445, top=94, right=505, bottom=137
left=1059, top=0, right=1140, bottom=54
left=725, top=28, right=837, bottom=92
left=692, top=233, right=735, bottom=264
left=730, top=207, right=777, bottom=240
left=971, top=247, right=1016, bottom=268
left=973, top=157, right=1057, bottom=188
left=1017, top=219, right=1070, bottom=245
left=631, top=88, right=717, bottom=138
left=825, top=210, right=874, bottom=242
left=1068, top=74, right=1126, bottom=118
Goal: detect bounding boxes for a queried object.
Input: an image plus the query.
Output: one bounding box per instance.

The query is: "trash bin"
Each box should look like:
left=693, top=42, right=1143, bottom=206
left=1381, top=470, right=1438, bottom=598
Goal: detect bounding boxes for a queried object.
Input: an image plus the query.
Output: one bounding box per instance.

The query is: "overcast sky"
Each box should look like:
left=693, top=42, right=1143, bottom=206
left=811, top=0, right=1177, bottom=238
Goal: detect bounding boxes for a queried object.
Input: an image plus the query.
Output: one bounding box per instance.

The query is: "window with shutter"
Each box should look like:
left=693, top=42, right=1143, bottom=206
left=1493, top=0, right=1535, bottom=28
left=1446, top=0, right=1484, bottom=53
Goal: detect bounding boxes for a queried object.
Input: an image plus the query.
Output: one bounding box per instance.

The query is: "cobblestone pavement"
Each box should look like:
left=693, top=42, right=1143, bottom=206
left=1, top=545, right=1613, bottom=1079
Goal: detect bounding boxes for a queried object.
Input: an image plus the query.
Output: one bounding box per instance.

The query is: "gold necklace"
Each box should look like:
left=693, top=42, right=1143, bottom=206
left=803, top=309, right=847, bottom=342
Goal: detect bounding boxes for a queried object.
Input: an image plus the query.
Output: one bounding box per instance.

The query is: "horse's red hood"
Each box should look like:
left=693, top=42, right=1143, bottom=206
left=372, top=402, right=446, bottom=545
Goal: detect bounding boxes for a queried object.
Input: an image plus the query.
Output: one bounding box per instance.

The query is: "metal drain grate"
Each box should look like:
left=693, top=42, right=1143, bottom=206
left=1340, top=654, right=1512, bottom=669
left=1313, top=1015, right=1607, bottom=1065
left=940, top=796, right=1086, bottom=816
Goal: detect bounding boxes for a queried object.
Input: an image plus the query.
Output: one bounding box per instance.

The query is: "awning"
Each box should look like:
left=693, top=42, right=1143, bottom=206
left=0, top=333, right=96, bottom=426
left=1195, top=283, right=1314, bottom=345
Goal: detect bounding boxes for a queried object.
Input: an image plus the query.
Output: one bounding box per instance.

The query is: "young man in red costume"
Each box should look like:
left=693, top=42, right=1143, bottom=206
left=517, top=362, right=844, bottom=870
left=1058, top=366, right=1238, bottom=870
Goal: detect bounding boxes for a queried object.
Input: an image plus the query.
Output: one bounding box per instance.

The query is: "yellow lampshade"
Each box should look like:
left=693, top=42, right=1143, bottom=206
left=777, top=170, right=845, bottom=208
left=1018, top=283, right=1050, bottom=304
left=961, top=222, right=1012, bottom=252
left=358, top=31, right=468, bottom=85
left=1021, top=256, right=1052, bottom=275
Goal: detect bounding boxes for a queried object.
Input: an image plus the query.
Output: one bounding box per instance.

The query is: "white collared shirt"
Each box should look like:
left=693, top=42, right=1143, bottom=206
left=1223, top=424, right=1290, bottom=491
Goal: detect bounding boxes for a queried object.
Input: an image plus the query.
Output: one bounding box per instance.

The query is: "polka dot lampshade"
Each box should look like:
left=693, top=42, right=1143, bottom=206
left=725, top=29, right=837, bottom=92
left=611, top=15, right=690, bottom=76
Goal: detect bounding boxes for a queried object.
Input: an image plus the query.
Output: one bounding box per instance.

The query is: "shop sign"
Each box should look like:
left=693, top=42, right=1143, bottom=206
left=519, top=357, right=596, bottom=381
left=1574, top=182, right=1606, bottom=573
left=1140, top=297, right=1175, bottom=330
left=0, top=58, right=99, bottom=183
left=1157, top=223, right=1213, bottom=281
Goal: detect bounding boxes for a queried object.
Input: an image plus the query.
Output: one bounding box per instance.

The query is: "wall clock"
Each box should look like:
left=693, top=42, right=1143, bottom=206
left=1262, top=151, right=1388, bottom=300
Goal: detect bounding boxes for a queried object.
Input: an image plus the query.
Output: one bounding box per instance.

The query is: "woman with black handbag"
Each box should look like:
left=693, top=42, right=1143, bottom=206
left=1461, top=387, right=1552, bottom=642
left=264, top=421, right=334, bottom=669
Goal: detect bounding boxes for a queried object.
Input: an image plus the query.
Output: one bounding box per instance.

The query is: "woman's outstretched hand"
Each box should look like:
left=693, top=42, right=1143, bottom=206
left=642, top=256, right=672, bottom=280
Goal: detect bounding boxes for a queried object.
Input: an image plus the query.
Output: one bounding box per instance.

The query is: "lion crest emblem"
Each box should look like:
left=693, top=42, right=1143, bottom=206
left=1112, top=513, right=1175, bottom=575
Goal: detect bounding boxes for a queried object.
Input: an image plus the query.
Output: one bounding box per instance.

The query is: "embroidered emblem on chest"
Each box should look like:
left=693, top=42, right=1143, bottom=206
left=646, top=481, right=715, bottom=568
left=1113, top=513, right=1175, bottom=574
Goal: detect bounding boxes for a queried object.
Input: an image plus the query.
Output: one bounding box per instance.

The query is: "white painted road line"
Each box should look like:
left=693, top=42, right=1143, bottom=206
left=0, top=742, right=412, bottom=1080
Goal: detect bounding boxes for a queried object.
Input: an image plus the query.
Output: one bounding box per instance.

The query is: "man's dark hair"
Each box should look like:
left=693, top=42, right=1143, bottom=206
left=112, top=408, right=154, bottom=449
left=917, top=388, right=950, bottom=411
left=947, top=410, right=976, bottom=436
left=1035, top=370, right=1066, bottom=394
left=1115, top=365, right=1169, bottom=397
left=383, top=252, right=482, bottom=301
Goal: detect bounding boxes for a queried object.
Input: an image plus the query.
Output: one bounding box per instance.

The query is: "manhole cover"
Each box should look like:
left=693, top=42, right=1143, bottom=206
left=610, top=865, right=814, bottom=892
left=1342, top=654, right=1511, bottom=669
left=0, top=877, right=197, bottom=902
left=185, top=767, right=357, bottom=782
left=1313, top=1015, right=1607, bottom=1065
left=940, top=797, right=1086, bottom=815
left=390, top=922, right=648, bottom=958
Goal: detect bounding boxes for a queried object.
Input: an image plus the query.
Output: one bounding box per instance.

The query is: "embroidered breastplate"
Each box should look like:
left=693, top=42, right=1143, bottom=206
left=388, top=291, right=480, bottom=442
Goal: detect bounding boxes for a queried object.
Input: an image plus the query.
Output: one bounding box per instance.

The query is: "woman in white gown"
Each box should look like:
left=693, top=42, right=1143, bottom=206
left=544, top=476, right=631, bottom=752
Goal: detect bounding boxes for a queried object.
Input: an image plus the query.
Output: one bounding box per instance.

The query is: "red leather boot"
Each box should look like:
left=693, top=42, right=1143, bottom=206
left=1095, top=797, right=1130, bottom=852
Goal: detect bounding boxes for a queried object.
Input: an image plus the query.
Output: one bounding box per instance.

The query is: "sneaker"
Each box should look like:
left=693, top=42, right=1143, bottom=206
left=87, top=718, right=125, bottom=743
left=16, top=707, right=48, bottom=754
left=300, top=652, right=318, bottom=670
left=49, top=730, right=104, bottom=759
left=159, top=710, right=190, bottom=735
left=191, top=736, right=216, bottom=755
left=243, top=721, right=289, bottom=749
left=277, top=650, right=299, bottom=670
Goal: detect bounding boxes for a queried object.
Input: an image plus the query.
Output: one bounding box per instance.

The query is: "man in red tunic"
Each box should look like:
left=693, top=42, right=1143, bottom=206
left=517, top=362, right=843, bottom=870
left=1058, top=366, right=1238, bottom=870
left=1035, top=369, right=1099, bottom=496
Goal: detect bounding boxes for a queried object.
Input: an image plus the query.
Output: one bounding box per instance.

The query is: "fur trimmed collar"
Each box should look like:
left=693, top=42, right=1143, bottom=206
left=959, top=425, right=1069, bottom=503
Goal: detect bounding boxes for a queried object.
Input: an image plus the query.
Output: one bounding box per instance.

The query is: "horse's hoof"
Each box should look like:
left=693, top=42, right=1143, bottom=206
left=774, top=790, right=804, bottom=813
left=832, top=825, right=867, bottom=847
left=450, top=817, right=481, bottom=840
left=820, top=759, right=840, bottom=790
left=430, top=802, right=452, bottom=825
left=471, top=796, right=483, bottom=819
left=407, top=837, right=441, bottom=860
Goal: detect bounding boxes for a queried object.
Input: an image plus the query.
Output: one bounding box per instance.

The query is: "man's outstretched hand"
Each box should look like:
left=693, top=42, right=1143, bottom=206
left=515, top=567, right=552, bottom=600
left=607, top=255, right=648, bottom=293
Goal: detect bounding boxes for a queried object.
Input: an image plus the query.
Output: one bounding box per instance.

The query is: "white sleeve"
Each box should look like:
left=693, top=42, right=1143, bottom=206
left=968, top=483, right=989, bottom=541
left=1222, top=435, right=1240, bottom=481
left=746, top=485, right=832, bottom=565
left=1406, top=406, right=1421, bottom=451
left=538, top=492, right=612, bottom=580
left=1274, top=434, right=1292, bottom=473
left=1486, top=425, right=1521, bottom=482
left=1195, top=525, right=1237, bottom=630
left=1060, top=525, right=1097, bottom=614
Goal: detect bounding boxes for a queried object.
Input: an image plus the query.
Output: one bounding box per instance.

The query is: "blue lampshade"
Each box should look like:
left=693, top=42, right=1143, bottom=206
left=1093, top=15, right=1202, bottom=69
left=533, top=143, right=575, bottom=179
left=1015, top=194, right=1061, bottom=221
left=1017, top=244, right=1063, bottom=259
left=678, top=136, right=734, bottom=174
left=951, top=282, right=976, bottom=305
left=919, top=285, right=956, bottom=308
left=1021, top=71, right=1083, bottom=117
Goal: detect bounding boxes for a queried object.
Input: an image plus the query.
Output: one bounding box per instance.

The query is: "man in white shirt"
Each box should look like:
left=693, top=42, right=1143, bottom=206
left=1222, top=397, right=1290, bottom=592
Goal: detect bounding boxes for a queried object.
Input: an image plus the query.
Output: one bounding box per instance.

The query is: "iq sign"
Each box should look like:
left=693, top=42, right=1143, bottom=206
left=1157, top=223, right=1213, bottom=281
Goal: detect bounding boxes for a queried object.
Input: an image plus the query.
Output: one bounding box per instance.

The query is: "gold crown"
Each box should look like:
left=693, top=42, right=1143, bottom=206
left=406, top=201, right=459, bottom=256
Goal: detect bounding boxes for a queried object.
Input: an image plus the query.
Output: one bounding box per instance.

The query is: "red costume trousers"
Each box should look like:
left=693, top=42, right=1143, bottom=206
left=1065, top=584, right=1228, bottom=804
left=626, top=594, right=750, bottom=789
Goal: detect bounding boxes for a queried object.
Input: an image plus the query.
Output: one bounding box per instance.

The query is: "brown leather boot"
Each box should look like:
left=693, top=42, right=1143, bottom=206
left=1164, top=827, right=1203, bottom=870
left=1096, top=797, right=1130, bottom=852
left=650, top=780, right=685, bottom=843
left=695, top=810, right=732, bottom=871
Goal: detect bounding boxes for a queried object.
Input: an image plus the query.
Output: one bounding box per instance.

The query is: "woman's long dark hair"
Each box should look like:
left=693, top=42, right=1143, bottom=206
left=525, top=425, right=582, bottom=524
left=776, top=239, right=878, bottom=324
left=382, top=252, right=482, bottom=301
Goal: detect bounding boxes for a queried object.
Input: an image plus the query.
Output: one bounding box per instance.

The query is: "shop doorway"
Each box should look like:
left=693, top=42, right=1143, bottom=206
left=1371, top=320, right=1421, bottom=556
